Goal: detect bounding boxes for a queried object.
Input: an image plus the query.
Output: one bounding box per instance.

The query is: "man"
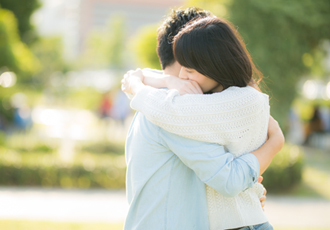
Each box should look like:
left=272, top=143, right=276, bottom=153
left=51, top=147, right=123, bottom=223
left=123, top=7, right=284, bottom=230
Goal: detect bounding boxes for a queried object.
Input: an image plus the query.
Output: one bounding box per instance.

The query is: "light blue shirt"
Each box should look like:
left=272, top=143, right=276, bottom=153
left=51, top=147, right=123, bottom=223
left=124, top=112, right=260, bottom=230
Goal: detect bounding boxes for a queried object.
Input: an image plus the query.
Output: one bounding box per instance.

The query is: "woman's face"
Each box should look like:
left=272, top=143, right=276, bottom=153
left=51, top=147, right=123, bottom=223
left=179, top=67, right=222, bottom=93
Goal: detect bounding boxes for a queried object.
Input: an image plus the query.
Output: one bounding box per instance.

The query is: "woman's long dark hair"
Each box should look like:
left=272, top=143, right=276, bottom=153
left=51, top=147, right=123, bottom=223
left=173, top=17, right=263, bottom=90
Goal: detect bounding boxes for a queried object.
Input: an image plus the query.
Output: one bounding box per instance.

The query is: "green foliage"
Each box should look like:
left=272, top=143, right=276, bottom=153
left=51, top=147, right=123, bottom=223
left=0, top=9, right=40, bottom=126
left=81, top=141, right=125, bottom=155
left=108, top=16, right=125, bottom=69
left=0, top=8, right=40, bottom=80
left=186, top=0, right=330, bottom=126
left=0, top=86, right=16, bottom=123
left=13, top=144, right=54, bottom=154
left=262, top=144, right=304, bottom=192
left=31, top=37, right=67, bottom=87
left=132, top=25, right=161, bottom=70
left=1, top=132, right=126, bottom=189
left=0, top=0, right=41, bottom=44
left=0, top=131, right=5, bottom=146
left=0, top=149, right=126, bottom=189
left=76, top=15, right=126, bottom=69
left=65, top=88, right=103, bottom=110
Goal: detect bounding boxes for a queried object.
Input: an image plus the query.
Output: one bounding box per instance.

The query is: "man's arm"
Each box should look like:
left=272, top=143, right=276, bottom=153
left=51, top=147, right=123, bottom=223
left=159, top=128, right=259, bottom=197
left=124, top=68, right=284, bottom=194
left=158, top=118, right=284, bottom=198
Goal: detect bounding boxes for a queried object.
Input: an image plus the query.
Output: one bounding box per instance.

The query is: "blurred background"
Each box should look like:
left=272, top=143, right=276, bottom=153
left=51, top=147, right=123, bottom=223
left=0, top=0, right=329, bottom=229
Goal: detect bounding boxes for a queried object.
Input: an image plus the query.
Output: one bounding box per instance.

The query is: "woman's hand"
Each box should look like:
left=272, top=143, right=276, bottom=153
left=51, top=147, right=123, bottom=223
left=165, top=75, right=203, bottom=95
left=258, top=176, right=267, bottom=211
left=121, top=69, right=145, bottom=95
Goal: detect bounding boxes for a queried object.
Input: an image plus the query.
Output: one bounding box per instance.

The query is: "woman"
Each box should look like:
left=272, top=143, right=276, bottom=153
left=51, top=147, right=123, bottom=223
left=122, top=17, right=278, bottom=230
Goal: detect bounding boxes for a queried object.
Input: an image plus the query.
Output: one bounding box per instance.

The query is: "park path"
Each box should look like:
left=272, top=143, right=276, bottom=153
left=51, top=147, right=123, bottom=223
left=1, top=187, right=330, bottom=228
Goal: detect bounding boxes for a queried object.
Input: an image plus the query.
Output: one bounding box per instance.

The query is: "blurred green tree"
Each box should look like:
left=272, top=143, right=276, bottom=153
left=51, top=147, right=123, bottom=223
left=186, top=0, right=330, bottom=126
left=31, top=37, right=67, bottom=88
left=0, top=0, right=41, bottom=44
left=0, top=8, right=40, bottom=80
left=76, top=15, right=126, bottom=70
left=0, top=8, right=40, bottom=126
left=132, top=25, right=161, bottom=70
left=108, top=16, right=125, bottom=69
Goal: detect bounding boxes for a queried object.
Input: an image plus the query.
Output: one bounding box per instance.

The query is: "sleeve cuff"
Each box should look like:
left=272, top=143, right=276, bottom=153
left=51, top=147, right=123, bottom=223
left=240, top=153, right=260, bottom=189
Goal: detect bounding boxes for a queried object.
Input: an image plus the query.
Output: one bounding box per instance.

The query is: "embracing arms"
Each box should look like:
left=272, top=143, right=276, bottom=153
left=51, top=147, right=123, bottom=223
left=122, top=69, right=285, bottom=176
left=123, top=70, right=269, bottom=145
left=158, top=117, right=283, bottom=197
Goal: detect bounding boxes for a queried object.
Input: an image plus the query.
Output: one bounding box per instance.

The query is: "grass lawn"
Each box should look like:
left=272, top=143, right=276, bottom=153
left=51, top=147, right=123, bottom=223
left=1, top=220, right=329, bottom=230
left=0, top=220, right=124, bottom=230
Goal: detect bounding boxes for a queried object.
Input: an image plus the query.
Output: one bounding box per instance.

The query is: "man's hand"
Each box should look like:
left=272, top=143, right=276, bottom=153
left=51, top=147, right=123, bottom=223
left=121, top=69, right=145, bottom=95
left=165, top=75, right=203, bottom=95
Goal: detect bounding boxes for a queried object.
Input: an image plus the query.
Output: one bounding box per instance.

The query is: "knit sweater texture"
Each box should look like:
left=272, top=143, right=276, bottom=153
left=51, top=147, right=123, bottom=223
left=130, top=85, right=270, bottom=230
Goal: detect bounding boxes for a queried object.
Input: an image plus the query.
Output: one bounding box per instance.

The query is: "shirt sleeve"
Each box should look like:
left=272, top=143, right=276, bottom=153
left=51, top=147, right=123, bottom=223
left=159, top=128, right=260, bottom=197
left=130, top=85, right=268, bottom=145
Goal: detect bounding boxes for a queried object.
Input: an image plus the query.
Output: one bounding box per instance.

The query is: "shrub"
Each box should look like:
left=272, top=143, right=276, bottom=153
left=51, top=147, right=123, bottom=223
left=262, top=144, right=304, bottom=192
left=0, top=149, right=126, bottom=189
left=81, top=141, right=125, bottom=155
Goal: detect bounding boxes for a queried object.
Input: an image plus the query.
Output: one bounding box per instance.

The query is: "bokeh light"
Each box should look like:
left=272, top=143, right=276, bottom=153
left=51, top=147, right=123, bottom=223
left=0, top=72, right=16, bottom=88
left=303, top=80, right=318, bottom=99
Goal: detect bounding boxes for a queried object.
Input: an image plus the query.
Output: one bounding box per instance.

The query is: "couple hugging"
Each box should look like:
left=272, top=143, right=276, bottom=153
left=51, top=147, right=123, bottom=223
left=121, top=7, right=284, bottom=230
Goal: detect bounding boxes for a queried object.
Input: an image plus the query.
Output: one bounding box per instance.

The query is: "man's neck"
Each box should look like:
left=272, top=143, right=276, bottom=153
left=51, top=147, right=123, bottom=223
left=163, top=62, right=181, bottom=77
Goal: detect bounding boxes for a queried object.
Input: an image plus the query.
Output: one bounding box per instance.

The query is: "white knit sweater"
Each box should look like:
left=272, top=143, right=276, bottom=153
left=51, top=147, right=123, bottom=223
left=130, top=84, right=270, bottom=230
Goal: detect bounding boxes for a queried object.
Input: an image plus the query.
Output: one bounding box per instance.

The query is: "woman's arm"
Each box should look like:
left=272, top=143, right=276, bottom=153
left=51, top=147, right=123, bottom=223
left=252, top=116, right=285, bottom=174
left=140, top=69, right=169, bottom=89
left=140, top=69, right=203, bottom=95
left=122, top=70, right=268, bottom=145
left=122, top=70, right=284, bottom=176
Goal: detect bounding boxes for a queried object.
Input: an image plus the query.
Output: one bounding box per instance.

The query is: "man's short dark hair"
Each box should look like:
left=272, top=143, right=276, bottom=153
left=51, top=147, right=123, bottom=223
left=157, top=7, right=212, bottom=70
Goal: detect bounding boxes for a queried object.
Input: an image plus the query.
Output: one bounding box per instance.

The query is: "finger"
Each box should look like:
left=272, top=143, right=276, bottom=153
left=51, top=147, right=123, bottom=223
left=185, top=84, right=198, bottom=94
left=184, top=81, right=199, bottom=94
left=181, top=89, right=193, bottom=95
left=261, top=201, right=265, bottom=208
left=259, top=195, right=266, bottom=202
left=190, top=82, right=201, bottom=94
left=190, top=81, right=203, bottom=94
left=192, top=81, right=203, bottom=94
left=187, top=85, right=199, bottom=94
left=121, top=84, right=126, bottom=92
left=258, top=176, right=263, bottom=183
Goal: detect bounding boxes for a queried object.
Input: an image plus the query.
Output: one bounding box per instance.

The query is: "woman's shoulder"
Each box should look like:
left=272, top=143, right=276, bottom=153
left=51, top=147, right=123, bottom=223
left=226, top=86, right=269, bottom=109
left=225, top=86, right=268, bottom=99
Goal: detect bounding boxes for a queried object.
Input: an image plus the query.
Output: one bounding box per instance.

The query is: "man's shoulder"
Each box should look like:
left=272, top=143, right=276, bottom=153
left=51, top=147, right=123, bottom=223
left=130, top=112, right=161, bottom=132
